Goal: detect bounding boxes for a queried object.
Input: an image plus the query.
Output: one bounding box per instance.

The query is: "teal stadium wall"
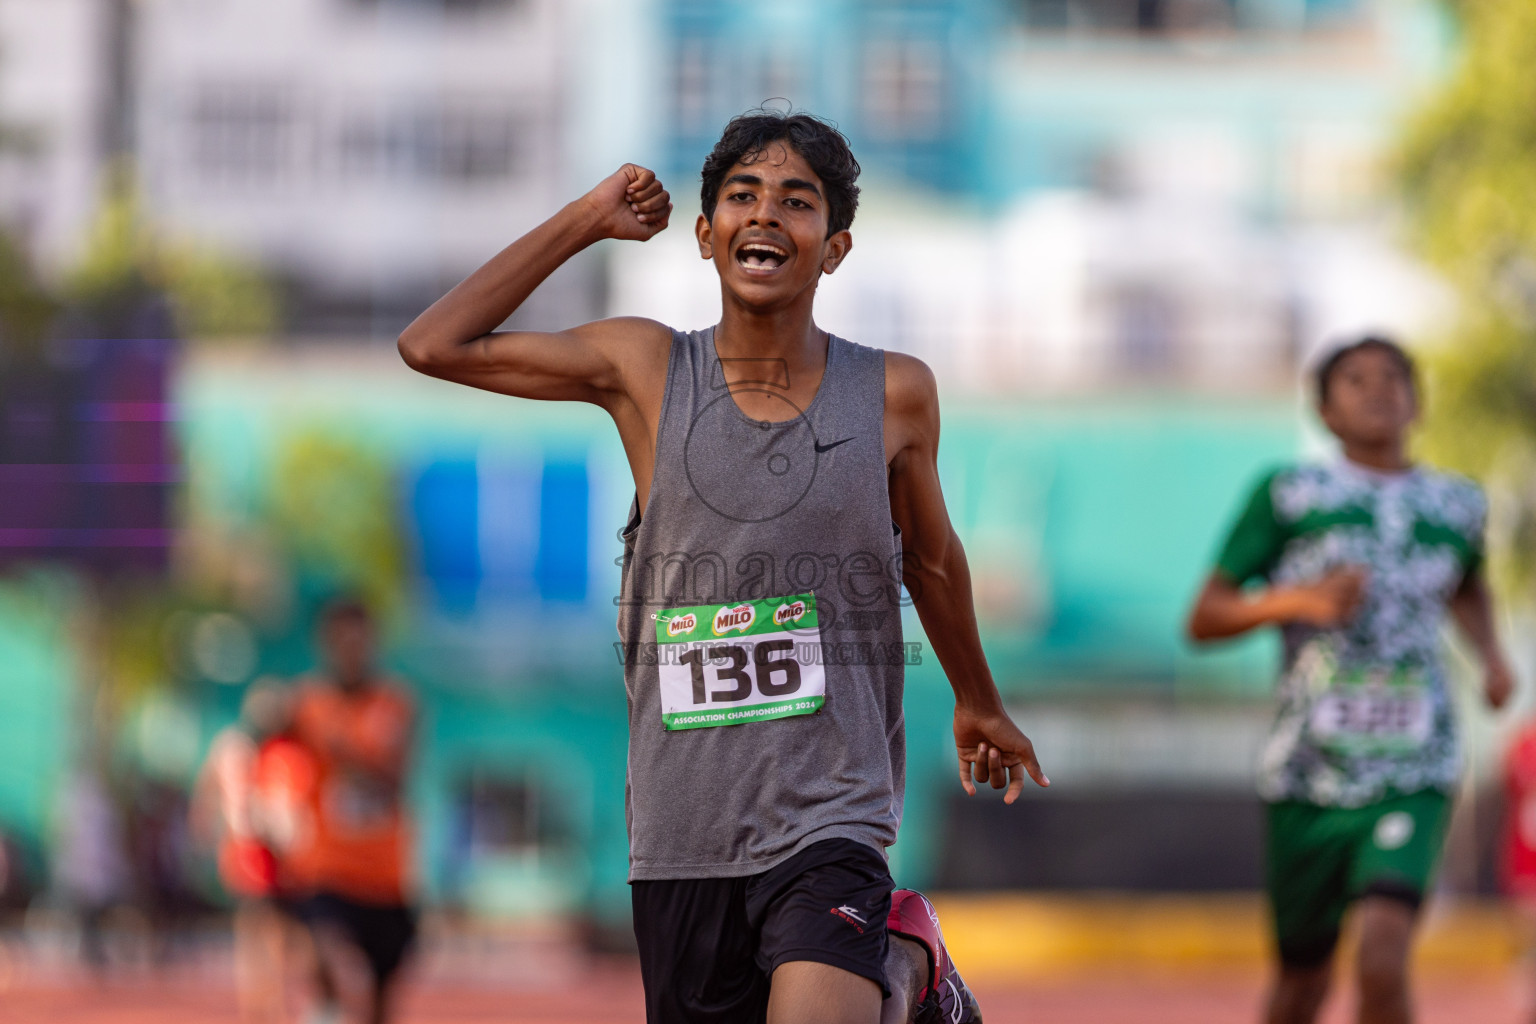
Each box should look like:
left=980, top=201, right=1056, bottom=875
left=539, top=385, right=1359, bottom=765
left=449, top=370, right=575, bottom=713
left=0, top=359, right=1301, bottom=926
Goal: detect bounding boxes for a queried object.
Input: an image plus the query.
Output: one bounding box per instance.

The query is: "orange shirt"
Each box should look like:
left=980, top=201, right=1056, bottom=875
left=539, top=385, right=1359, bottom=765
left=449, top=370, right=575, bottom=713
left=291, top=678, right=415, bottom=905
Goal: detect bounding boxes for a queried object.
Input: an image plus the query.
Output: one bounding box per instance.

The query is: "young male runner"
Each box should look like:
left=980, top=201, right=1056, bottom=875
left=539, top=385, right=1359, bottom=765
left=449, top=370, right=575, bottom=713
left=399, top=111, right=1048, bottom=1024
left=291, top=600, right=417, bottom=1024
left=1186, top=336, right=1516, bottom=1024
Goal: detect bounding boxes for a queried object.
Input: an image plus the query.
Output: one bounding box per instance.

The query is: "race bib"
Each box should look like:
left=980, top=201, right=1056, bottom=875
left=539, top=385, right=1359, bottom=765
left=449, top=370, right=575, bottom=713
left=1309, top=677, right=1432, bottom=755
left=323, top=774, right=398, bottom=832
left=656, top=593, right=825, bottom=731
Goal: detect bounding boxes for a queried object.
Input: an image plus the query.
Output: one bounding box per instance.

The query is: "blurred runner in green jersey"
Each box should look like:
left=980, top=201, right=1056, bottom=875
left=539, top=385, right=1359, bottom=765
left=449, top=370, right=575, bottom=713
left=1186, top=336, right=1517, bottom=1024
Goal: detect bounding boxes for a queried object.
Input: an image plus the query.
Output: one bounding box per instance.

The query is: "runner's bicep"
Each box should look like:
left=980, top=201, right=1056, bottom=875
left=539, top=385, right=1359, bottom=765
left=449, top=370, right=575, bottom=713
left=401, top=317, right=663, bottom=405
left=402, top=327, right=613, bottom=403
left=883, top=352, right=952, bottom=560
left=888, top=442, right=961, bottom=586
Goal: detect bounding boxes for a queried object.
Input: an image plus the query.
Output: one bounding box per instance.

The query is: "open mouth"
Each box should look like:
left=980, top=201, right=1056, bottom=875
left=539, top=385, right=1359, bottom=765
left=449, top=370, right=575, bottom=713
left=735, top=241, right=789, bottom=273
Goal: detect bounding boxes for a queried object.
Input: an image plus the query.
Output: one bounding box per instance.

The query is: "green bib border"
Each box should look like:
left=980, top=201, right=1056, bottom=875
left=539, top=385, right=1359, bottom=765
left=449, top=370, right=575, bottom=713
left=662, top=694, right=825, bottom=731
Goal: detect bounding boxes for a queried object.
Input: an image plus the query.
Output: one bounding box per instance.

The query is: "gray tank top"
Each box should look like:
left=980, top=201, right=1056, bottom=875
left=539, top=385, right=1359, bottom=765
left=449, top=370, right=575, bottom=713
left=617, top=326, right=907, bottom=880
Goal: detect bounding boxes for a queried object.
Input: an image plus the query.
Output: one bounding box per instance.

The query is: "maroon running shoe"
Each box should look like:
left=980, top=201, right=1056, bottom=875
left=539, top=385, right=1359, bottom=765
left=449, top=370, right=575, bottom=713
left=887, top=889, right=983, bottom=1024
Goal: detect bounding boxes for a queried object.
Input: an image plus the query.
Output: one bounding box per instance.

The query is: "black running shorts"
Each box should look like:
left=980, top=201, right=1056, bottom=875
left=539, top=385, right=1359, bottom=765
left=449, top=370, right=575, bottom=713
left=631, top=837, right=894, bottom=1024
left=302, top=890, right=418, bottom=985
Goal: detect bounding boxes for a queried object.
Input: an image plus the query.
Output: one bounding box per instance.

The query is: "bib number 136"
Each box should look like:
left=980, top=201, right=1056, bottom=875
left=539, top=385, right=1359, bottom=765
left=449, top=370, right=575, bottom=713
left=656, top=593, right=825, bottom=731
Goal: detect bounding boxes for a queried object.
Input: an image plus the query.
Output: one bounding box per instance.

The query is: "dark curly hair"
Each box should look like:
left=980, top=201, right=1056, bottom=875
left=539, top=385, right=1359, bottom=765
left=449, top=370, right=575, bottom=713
left=1313, top=334, right=1418, bottom=406
left=700, top=110, right=861, bottom=237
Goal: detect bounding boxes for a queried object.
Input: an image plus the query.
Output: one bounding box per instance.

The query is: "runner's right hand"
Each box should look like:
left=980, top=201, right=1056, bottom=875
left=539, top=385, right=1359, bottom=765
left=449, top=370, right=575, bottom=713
left=954, top=703, right=1049, bottom=804
left=1485, top=656, right=1516, bottom=710
left=578, top=164, right=672, bottom=242
left=1286, top=566, right=1368, bottom=628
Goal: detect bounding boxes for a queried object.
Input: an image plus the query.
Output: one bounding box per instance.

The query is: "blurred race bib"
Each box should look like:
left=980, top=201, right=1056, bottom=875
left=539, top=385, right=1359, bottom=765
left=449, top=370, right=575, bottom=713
left=323, top=774, right=397, bottom=832
left=1310, top=676, right=1431, bottom=755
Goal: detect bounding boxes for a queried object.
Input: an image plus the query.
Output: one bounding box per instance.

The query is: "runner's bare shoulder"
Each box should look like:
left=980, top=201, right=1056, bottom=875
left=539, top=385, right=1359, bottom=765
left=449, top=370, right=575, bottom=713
left=882, top=351, right=939, bottom=462
left=883, top=351, right=937, bottom=410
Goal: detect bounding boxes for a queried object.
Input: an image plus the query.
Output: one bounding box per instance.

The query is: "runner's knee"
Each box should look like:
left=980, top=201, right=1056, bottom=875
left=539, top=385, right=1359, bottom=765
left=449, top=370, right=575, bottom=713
left=1278, top=931, right=1339, bottom=972
left=1356, top=946, right=1407, bottom=1000
left=768, top=960, right=882, bottom=1024
left=1355, top=896, right=1415, bottom=994
left=1278, top=960, right=1331, bottom=996
left=882, top=936, right=926, bottom=1007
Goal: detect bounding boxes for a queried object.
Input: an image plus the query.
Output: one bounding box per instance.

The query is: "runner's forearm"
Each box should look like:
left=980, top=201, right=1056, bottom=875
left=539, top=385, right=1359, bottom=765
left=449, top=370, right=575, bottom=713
left=1187, top=579, right=1311, bottom=640
left=908, top=532, right=1005, bottom=713
left=398, top=200, right=606, bottom=364
left=1450, top=573, right=1505, bottom=666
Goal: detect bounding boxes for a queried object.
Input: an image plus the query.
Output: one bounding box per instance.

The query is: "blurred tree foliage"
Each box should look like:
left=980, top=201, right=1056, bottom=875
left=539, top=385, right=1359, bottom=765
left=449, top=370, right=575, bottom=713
left=1397, top=0, right=1536, bottom=597
left=0, top=230, right=58, bottom=359
left=66, top=166, right=280, bottom=340
left=0, top=165, right=279, bottom=348
left=0, top=88, right=52, bottom=358
left=268, top=430, right=407, bottom=620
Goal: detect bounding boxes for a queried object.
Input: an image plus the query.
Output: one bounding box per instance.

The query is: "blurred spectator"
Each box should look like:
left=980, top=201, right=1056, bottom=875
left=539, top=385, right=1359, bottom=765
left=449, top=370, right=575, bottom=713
left=53, top=761, right=133, bottom=972
left=291, top=599, right=417, bottom=1024
left=193, top=680, right=318, bottom=1024
left=128, top=776, right=205, bottom=961
left=1502, top=716, right=1536, bottom=1020
left=0, top=830, right=34, bottom=912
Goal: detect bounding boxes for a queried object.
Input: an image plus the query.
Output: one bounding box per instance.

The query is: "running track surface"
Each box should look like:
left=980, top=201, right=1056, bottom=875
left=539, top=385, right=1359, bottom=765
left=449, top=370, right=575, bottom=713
left=3, top=961, right=1522, bottom=1023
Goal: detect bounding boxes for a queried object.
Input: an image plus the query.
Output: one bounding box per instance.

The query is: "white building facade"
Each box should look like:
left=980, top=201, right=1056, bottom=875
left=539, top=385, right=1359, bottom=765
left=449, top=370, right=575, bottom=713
left=0, top=0, right=637, bottom=334
left=0, top=0, right=111, bottom=276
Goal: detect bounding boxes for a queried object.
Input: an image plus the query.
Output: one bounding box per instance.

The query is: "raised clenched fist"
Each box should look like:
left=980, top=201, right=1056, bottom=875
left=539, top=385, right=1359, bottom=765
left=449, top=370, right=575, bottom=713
left=580, top=164, right=673, bottom=242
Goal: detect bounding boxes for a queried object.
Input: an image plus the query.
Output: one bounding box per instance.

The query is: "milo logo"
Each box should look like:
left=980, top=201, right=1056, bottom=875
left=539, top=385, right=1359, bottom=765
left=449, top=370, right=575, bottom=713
left=666, top=613, right=697, bottom=637
left=773, top=600, right=807, bottom=626
left=712, top=603, right=755, bottom=636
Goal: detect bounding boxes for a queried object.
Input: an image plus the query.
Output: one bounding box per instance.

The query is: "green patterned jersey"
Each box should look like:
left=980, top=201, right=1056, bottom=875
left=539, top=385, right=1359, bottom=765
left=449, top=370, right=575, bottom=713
left=1215, top=460, right=1485, bottom=807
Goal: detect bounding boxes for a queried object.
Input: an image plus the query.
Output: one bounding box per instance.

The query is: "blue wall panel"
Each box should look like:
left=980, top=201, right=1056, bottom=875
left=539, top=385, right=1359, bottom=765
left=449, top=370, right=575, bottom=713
left=536, top=460, right=590, bottom=603
left=413, top=460, right=481, bottom=610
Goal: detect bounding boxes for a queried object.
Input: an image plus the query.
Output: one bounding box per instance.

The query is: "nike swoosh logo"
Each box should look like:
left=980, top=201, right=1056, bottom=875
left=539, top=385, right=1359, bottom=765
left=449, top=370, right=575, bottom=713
left=814, top=437, right=854, bottom=453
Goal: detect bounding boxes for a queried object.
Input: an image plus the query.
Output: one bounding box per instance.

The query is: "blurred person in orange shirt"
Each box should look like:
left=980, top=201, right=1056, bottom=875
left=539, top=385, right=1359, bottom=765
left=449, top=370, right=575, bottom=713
left=290, top=599, right=417, bottom=1024
left=1502, top=715, right=1536, bottom=1021
left=193, top=680, right=321, bottom=1024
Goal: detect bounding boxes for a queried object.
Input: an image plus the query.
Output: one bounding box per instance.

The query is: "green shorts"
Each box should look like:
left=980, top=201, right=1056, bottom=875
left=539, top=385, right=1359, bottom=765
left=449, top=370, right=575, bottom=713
left=1265, top=789, right=1451, bottom=967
